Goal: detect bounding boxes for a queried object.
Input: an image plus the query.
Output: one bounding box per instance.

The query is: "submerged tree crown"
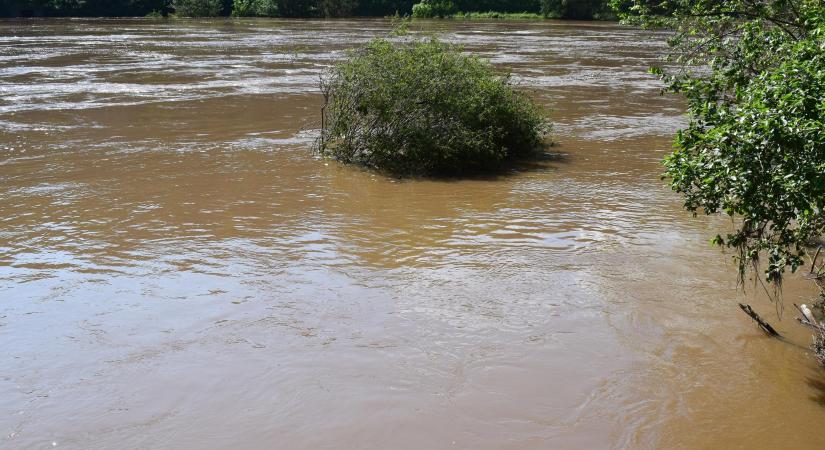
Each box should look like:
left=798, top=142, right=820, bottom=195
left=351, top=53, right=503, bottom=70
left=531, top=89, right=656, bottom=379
left=615, top=0, right=825, bottom=289
left=315, top=35, right=550, bottom=176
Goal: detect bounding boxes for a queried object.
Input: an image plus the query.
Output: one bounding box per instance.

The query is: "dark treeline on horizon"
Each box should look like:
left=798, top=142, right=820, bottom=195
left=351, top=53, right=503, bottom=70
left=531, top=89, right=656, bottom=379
left=0, top=0, right=614, bottom=19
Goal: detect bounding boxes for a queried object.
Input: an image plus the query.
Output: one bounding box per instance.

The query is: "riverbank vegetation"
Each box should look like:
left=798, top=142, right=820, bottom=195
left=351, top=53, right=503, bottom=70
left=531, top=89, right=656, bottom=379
left=0, top=0, right=415, bottom=17
left=314, top=35, right=550, bottom=176
left=451, top=11, right=545, bottom=20
left=411, top=0, right=615, bottom=20
left=1, top=0, right=615, bottom=19
left=617, top=0, right=825, bottom=360
left=173, top=0, right=222, bottom=16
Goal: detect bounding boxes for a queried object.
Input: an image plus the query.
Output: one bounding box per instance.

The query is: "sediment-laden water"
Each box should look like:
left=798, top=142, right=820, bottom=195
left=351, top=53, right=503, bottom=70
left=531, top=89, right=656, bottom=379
left=1, top=18, right=823, bottom=449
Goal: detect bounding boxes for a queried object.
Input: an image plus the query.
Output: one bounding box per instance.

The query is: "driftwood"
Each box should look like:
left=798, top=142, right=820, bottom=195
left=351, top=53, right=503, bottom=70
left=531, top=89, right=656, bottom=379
left=794, top=303, right=824, bottom=332
left=739, top=303, right=781, bottom=337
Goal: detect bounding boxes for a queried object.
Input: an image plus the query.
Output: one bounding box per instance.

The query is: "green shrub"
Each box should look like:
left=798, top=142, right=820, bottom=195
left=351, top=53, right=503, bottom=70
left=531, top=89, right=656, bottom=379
left=231, top=0, right=279, bottom=16
left=173, top=0, right=222, bottom=16
left=315, top=36, right=550, bottom=176
left=411, top=1, right=456, bottom=18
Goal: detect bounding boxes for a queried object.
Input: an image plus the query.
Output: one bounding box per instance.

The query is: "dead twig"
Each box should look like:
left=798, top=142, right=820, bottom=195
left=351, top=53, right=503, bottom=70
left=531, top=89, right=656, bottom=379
left=739, top=303, right=781, bottom=337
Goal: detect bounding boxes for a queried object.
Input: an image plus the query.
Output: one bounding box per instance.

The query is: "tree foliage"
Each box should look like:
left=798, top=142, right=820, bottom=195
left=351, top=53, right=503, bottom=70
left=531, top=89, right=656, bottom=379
left=411, top=0, right=455, bottom=18
left=615, top=0, right=825, bottom=289
left=173, top=0, right=222, bottom=16
left=231, top=0, right=278, bottom=16
left=315, top=36, right=550, bottom=175
left=452, top=0, right=542, bottom=13
left=352, top=0, right=417, bottom=16
left=0, top=0, right=171, bottom=16
left=541, top=0, right=612, bottom=19
left=409, top=0, right=614, bottom=19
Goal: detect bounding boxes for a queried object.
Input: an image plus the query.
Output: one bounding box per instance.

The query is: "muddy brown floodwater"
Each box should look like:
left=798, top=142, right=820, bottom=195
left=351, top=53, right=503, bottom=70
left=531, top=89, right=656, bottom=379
left=1, top=18, right=824, bottom=449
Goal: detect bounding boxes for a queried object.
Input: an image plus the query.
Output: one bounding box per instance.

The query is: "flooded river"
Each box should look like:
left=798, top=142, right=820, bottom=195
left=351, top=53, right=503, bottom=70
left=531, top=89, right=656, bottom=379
left=2, top=18, right=824, bottom=449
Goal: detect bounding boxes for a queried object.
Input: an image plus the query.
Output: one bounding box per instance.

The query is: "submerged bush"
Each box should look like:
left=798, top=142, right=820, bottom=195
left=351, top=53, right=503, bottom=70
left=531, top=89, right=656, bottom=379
left=315, top=37, right=550, bottom=176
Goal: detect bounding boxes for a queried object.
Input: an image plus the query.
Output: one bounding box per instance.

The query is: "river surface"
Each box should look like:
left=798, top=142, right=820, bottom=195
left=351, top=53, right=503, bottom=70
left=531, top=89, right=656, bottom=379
left=1, top=18, right=824, bottom=449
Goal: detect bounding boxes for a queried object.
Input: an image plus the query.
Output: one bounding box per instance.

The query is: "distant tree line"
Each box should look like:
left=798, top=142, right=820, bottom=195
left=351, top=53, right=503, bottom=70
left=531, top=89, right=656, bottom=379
left=0, top=0, right=415, bottom=17
left=1, top=0, right=170, bottom=17
left=0, top=0, right=614, bottom=19
left=412, top=1, right=613, bottom=19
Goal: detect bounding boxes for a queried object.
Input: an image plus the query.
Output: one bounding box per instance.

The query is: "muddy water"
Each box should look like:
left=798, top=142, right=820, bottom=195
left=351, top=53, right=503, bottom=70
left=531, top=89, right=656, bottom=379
left=1, top=18, right=824, bottom=449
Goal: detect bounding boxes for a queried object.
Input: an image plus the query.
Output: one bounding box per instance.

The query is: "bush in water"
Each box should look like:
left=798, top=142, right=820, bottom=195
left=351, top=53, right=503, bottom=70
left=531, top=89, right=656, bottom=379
left=315, top=36, right=550, bottom=176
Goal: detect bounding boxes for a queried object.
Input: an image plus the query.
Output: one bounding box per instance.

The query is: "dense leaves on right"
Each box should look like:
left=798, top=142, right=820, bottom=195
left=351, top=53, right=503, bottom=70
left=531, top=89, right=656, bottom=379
left=617, top=0, right=825, bottom=358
